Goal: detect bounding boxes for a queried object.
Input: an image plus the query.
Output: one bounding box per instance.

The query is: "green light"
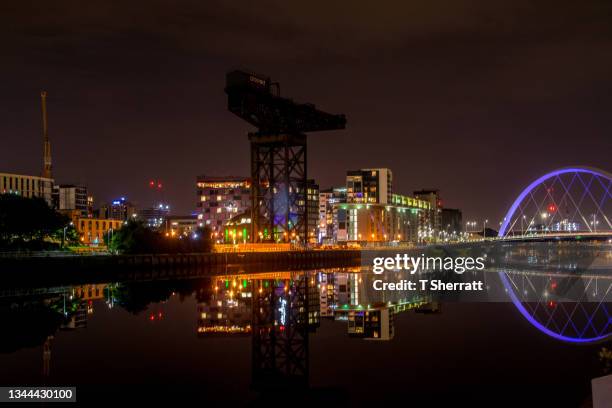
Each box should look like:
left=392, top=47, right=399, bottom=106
left=242, top=279, right=247, bottom=288
left=225, top=280, right=229, bottom=288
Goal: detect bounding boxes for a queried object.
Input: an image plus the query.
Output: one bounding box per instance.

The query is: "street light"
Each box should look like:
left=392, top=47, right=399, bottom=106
left=590, top=214, right=599, bottom=232
left=62, top=221, right=73, bottom=248
left=107, top=227, right=113, bottom=247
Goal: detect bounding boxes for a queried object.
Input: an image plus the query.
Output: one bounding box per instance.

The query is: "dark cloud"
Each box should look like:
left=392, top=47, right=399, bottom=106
left=0, top=0, right=610, bottom=223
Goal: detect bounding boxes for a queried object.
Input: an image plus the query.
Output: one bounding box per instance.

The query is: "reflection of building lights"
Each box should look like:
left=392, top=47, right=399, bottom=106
left=197, top=325, right=251, bottom=334
left=278, top=298, right=287, bottom=325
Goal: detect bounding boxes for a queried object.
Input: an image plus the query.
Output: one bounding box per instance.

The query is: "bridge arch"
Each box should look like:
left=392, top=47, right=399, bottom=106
left=498, top=166, right=612, bottom=237
left=497, top=166, right=611, bottom=343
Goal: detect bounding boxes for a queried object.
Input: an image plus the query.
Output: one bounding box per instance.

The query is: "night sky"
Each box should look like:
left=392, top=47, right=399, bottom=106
left=1, top=1, right=610, bottom=224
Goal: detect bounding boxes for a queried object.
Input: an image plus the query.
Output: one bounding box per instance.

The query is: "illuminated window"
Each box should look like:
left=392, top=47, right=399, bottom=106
left=217, top=208, right=222, bottom=213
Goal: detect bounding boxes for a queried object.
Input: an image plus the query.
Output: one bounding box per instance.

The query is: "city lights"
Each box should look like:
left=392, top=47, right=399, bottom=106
left=0, top=3, right=610, bottom=405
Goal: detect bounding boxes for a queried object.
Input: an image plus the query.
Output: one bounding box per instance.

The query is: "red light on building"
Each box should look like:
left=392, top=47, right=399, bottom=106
left=548, top=204, right=556, bottom=212
left=149, top=180, right=155, bottom=187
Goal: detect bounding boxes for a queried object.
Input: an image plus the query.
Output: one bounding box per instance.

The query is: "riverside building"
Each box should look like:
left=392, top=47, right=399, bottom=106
left=52, top=184, right=92, bottom=217
left=321, top=168, right=433, bottom=244
left=196, top=176, right=251, bottom=234
left=0, top=172, right=54, bottom=206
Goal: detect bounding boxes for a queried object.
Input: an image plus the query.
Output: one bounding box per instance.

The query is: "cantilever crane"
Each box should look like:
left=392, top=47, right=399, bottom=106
left=225, top=71, right=346, bottom=243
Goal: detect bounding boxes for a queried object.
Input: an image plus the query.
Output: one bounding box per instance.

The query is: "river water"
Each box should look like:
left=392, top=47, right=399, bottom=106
left=0, top=264, right=609, bottom=406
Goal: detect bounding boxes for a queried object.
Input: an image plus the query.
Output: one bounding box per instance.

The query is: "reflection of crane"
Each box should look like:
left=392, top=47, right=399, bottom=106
left=225, top=71, right=346, bottom=243
left=42, top=335, right=54, bottom=378
left=251, top=273, right=314, bottom=390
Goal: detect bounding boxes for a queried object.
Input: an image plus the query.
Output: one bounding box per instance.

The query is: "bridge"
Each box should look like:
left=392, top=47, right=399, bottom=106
left=497, top=166, right=611, bottom=238
left=493, top=231, right=611, bottom=242
left=484, top=166, right=612, bottom=344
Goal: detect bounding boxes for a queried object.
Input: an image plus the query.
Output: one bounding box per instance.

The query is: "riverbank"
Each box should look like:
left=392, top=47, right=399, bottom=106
left=0, top=250, right=361, bottom=286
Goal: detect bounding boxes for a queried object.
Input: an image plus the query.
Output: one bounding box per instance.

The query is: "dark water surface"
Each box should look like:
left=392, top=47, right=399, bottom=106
left=0, top=269, right=608, bottom=407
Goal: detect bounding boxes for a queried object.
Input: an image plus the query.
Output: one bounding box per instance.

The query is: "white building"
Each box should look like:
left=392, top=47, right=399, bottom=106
left=0, top=172, right=54, bottom=206
left=346, top=168, right=393, bottom=204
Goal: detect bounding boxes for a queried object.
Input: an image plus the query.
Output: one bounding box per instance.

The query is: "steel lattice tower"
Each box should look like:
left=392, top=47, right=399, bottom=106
left=225, top=71, right=346, bottom=243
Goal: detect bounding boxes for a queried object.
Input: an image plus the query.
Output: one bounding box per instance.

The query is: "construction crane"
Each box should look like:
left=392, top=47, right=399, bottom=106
left=225, top=71, right=346, bottom=243
left=41, top=91, right=52, bottom=179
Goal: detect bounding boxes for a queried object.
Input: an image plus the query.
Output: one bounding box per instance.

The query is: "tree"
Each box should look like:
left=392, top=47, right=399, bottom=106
left=0, top=194, right=69, bottom=249
left=106, top=219, right=213, bottom=254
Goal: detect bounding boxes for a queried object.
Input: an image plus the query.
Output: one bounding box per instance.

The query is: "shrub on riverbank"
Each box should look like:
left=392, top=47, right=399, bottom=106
left=107, top=220, right=212, bottom=254
left=0, top=194, right=74, bottom=250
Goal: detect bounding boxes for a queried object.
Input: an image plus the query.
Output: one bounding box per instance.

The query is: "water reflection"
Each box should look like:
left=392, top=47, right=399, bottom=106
left=1, top=269, right=609, bottom=343
left=0, top=266, right=609, bottom=401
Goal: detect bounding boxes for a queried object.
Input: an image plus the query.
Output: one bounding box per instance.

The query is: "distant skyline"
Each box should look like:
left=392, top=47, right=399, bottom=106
left=1, top=0, right=610, bottom=223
